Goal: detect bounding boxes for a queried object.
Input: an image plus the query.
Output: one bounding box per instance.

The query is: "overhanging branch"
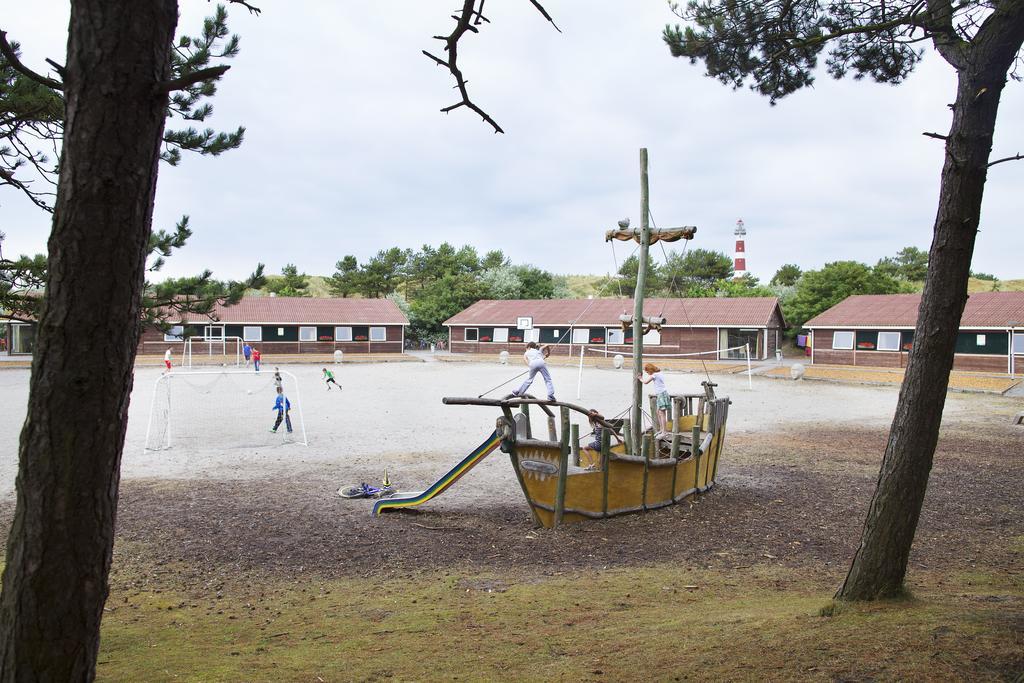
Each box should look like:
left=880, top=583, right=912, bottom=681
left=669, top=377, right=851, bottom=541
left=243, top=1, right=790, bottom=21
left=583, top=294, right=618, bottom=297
left=988, top=152, right=1023, bottom=168
left=157, top=65, right=230, bottom=93
left=426, top=0, right=560, bottom=134
left=0, top=31, right=63, bottom=91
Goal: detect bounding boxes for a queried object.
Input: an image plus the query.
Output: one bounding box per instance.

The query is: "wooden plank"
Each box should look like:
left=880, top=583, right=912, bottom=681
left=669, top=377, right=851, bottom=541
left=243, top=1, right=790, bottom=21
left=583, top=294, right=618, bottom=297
left=571, top=423, right=580, bottom=467
left=601, top=427, right=611, bottom=515
left=553, top=406, right=571, bottom=527
left=692, top=424, right=701, bottom=490
left=670, top=397, right=682, bottom=461
left=622, top=417, right=633, bottom=455
left=502, top=406, right=543, bottom=528
left=520, top=402, right=532, bottom=439
left=641, top=433, right=651, bottom=511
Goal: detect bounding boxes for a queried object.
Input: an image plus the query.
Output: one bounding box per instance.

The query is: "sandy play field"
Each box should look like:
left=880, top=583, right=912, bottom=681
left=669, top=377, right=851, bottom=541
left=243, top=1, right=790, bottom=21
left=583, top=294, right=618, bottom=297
left=0, top=359, right=926, bottom=500
left=0, top=359, right=1021, bottom=579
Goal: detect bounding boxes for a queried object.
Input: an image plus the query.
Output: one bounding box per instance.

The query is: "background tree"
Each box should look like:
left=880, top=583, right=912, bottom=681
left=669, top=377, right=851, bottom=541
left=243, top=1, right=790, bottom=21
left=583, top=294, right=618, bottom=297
left=616, top=254, right=663, bottom=296
left=667, top=0, right=1024, bottom=604
left=480, top=264, right=523, bottom=299
left=876, top=246, right=929, bottom=281
left=327, top=255, right=360, bottom=298
left=661, top=247, right=733, bottom=293
left=356, top=247, right=408, bottom=298
left=513, top=264, right=559, bottom=299
left=771, top=264, right=803, bottom=287
left=409, top=272, right=487, bottom=341
left=480, top=249, right=509, bottom=270
left=784, top=261, right=909, bottom=330
left=267, top=263, right=309, bottom=297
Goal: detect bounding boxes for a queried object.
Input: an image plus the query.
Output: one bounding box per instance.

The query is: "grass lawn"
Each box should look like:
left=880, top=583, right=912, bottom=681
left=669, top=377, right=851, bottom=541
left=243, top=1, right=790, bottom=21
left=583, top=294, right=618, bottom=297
left=97, top=561, right=1023, bottom=681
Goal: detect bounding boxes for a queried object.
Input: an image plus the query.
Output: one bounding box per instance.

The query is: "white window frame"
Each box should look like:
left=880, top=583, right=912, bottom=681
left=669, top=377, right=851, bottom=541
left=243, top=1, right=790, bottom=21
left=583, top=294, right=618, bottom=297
left=524, top=328, right=541, bottom=343
left=976, top=334, right=986, bottom=346
left=465, top=327, right=479, bottom=342
left=571, top=328, right=590, bottom=344
left=643, top=329, right=661, bottom=345
left=370, top=326, right=387, bottom=342
left=164, top=325, right=184, bottom=342
left=299, top=326, right=316, bottom=342
left=335, top=326, right=353, bottom=342
left=607, top=328, right=625, bottom=345
left=877, top=331, right=901, bottom=352
left=243, top=326, right=262, bottom=342
left=1013, top=333, right=1024, bottom=354
left=492, top=328, right=509, bottom=343
left=832, top=331, right=855, bottom=350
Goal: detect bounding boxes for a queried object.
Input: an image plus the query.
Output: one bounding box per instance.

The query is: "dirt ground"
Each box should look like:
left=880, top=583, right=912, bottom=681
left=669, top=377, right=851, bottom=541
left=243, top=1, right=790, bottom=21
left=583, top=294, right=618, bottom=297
left=1, top=360, right=1021, bottom=587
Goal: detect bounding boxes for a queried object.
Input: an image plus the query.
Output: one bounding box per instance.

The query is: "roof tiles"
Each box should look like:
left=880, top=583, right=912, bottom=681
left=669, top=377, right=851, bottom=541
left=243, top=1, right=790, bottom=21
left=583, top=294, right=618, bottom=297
left=444, top=298, right=783, bottom=327
left=177, top=297, right=409, bottom=325
left=804, top=292, right=1024, bottom=328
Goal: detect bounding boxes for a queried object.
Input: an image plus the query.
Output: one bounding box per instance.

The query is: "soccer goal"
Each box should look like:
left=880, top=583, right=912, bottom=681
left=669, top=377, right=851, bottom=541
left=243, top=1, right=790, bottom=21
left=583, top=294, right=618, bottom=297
left=183, top=335, right=243, bottom=368
left=144, top=369, right=308, bottom=451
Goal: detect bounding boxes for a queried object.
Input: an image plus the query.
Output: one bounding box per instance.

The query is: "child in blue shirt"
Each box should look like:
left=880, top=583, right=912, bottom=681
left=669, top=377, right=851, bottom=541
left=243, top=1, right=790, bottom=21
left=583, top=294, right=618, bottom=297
left=270, top=386, right=292, bottom=433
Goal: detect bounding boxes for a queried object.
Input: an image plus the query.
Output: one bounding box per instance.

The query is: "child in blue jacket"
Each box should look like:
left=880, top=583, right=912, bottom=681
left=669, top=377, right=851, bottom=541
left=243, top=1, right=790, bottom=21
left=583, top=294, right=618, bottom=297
left=270, top=386, right=292, bottom=434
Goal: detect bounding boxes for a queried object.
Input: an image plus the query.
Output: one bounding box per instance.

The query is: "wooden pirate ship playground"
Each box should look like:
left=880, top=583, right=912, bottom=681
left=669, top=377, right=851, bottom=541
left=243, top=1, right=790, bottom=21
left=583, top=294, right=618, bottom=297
left=373, top=149, right=732, bottom=527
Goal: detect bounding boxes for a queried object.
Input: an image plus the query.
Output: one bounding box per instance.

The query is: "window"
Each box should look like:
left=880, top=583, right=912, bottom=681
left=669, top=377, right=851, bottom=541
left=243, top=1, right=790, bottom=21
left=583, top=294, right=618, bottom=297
left=877, top=331, right=901, bottom=351
left=243, top=326, right=262, bottom=342
left=299, top=326, right=316, bottom=342
left=370, top=327, right=387, bottom=342
left=335, top=326, right=352, bottom=342
left=1014, top=333, right=1024, bottom=354
left=832, top=331, right=854, bottom=349
left=643, top=329, right=661, bottom=345
left=164, top=325, right=184, bottom=342
left=976, top=334, right=986, bottom=346
left=572, top=328, right=589, bottom=344
left=492, top=328, right=509, bottom=343
left=607, top=328, right=625, bottom=345
left=524, top=328, right=540, bottom=343
left=465, top=328, right=479, bottom=342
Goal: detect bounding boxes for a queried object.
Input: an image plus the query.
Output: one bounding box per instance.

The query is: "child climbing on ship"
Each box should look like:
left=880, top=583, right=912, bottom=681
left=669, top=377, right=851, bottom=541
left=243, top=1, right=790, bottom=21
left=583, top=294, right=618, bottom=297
left=637, top=362, right=670, bottom=436
left=512, top=341, right=555, bottom=402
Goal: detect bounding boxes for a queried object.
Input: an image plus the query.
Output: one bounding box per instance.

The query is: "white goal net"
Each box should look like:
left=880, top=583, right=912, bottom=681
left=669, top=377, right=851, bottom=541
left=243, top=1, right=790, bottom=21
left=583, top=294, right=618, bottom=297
left=184, top=335, right=243, bottom=368
left=144, top=369, right=308, bottom=451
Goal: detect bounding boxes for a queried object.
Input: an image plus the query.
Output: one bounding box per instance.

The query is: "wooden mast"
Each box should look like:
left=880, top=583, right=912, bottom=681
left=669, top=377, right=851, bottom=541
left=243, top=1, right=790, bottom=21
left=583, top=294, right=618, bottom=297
left=631, top=148, right=651, bottom=455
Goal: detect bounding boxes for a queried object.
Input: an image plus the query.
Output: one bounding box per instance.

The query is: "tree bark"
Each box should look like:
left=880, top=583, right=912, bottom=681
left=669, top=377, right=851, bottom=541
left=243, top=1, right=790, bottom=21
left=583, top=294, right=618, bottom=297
left=837, top=6, right=1024, bottom=601
left=0, top=0, right=178, bottom=679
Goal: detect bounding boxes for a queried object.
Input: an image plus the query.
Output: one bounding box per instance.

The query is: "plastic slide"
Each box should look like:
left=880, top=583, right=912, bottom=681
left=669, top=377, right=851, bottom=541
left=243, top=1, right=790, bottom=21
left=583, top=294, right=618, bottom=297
left=372, top=430, right=502, bottom=515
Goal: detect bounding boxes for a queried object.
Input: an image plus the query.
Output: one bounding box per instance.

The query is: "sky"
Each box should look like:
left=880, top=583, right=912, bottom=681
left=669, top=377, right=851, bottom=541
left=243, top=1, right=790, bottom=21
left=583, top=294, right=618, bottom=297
left=2, top=1, right=1022, bottom=285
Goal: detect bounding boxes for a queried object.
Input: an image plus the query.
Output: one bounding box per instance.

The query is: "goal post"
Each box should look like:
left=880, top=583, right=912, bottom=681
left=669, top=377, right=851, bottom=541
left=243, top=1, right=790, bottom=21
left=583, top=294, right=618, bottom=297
left=183, top=335, right=243, bottom=368
left=144, top=369, right=308, bottom=451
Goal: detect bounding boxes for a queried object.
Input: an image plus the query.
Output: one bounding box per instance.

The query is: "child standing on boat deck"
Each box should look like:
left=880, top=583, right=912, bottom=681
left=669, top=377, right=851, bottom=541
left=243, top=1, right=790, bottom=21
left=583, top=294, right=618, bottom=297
left=638, top=363, right=670, bottom=435
left=512, top=342, right=556, bottom=402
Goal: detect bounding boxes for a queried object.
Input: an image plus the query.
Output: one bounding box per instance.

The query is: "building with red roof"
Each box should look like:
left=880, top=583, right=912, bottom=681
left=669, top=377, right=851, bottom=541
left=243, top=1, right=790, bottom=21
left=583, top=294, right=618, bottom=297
left=138, top=296, right=408, bottom=356
left=444, top=297, right=786, bottom=360
left=804, top=292, right=1024, bottom=373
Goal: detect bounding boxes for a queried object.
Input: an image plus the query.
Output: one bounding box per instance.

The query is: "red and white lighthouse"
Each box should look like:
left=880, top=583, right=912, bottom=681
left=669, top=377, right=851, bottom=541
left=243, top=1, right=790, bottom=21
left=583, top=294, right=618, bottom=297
left=733, top=218, right=747, bottom=279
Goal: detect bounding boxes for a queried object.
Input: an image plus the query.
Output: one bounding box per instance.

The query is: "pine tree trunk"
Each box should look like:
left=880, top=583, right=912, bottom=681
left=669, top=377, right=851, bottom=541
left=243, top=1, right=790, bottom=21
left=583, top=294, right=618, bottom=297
left=837, top=11, right=1024, bottom=600
left=0, top=0, right=177, bottom=678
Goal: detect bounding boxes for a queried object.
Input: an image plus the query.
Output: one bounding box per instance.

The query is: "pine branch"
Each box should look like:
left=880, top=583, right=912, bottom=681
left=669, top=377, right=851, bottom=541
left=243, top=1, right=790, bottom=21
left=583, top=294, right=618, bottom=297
left=0, top=31, right=63, bottom=90
left=158, top=65, right=230, bottom=93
